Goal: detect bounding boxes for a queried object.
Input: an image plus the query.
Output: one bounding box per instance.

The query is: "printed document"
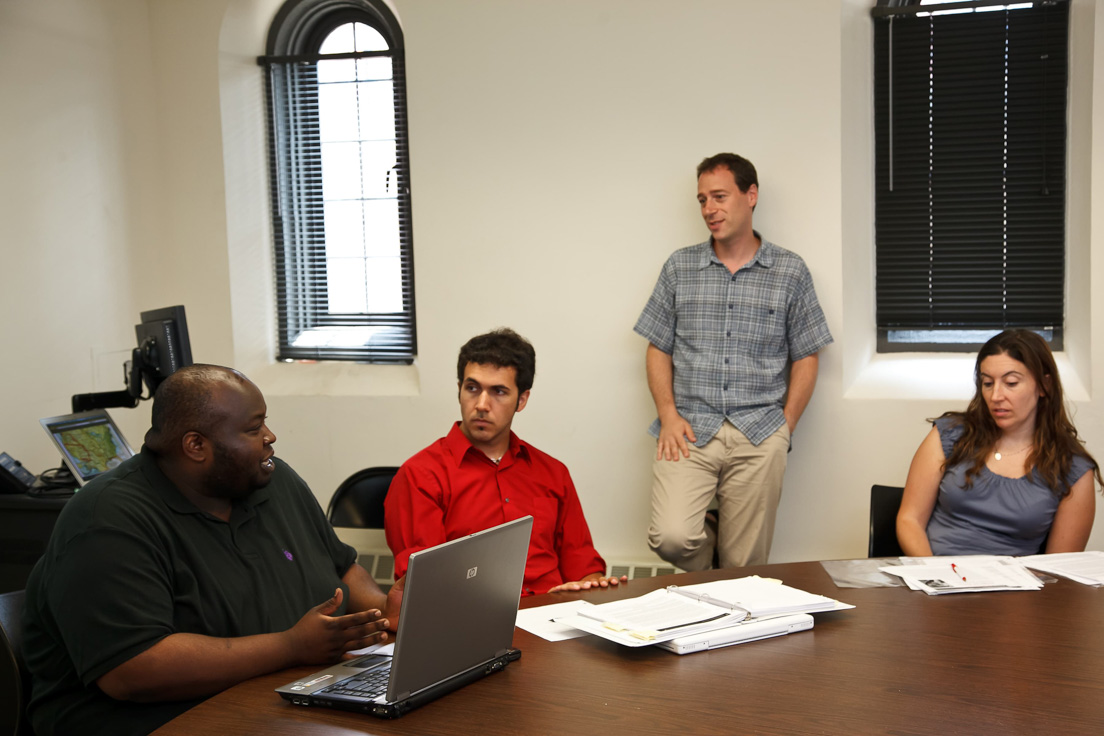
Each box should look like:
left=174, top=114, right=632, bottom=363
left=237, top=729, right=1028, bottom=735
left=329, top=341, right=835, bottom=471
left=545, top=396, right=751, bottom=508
left=675, top=576, right=850, bottom=616
left=553, top=576, right=852, bottom=647
left=514, top=600, right=592, bottom=641
left=1017, top=551, right=1104, bottom=586
left=881, top=556, right=1043, bottom=594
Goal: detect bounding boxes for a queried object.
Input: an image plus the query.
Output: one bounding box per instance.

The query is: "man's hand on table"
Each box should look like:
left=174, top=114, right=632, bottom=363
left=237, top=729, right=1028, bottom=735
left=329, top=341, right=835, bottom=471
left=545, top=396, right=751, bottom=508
left=547, top=573, right=629, bottom=593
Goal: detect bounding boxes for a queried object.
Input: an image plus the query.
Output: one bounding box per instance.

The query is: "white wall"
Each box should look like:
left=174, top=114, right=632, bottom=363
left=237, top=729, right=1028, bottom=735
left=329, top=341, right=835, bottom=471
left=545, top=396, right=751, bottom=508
left=4, top=0, right=1104, bottom=565
left=0, top=0, right=158, bottom=456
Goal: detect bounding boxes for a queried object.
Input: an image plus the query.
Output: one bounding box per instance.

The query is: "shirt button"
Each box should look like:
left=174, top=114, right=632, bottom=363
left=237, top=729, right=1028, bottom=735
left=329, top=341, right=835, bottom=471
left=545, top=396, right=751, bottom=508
left=728, top=304, right=733, bottom=309
left=726, top=330, right=731, bottom=337
left=504, top=498, right=510, bottom=503
left=724, top=384, right=729, bottom=390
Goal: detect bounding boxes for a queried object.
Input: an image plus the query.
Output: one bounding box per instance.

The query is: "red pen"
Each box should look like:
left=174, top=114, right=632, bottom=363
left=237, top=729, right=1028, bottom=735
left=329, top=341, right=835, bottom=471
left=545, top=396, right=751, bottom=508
left=951, top=563, right=966, bottom=582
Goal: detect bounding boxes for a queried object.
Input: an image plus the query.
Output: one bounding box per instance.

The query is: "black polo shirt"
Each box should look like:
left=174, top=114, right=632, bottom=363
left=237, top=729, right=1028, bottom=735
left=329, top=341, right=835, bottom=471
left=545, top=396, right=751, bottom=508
left=23, top=449, right=357, bottom=736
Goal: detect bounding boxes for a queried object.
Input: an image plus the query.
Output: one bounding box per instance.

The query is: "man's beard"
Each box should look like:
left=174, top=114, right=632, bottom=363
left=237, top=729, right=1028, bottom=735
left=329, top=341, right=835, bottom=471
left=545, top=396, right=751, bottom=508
left=204, top=441, right=270, bottom=500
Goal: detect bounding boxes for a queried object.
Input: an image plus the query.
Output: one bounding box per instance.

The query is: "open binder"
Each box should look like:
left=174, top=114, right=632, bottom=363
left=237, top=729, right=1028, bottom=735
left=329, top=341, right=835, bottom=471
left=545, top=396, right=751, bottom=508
left=554, top=576, right=852, bottom=648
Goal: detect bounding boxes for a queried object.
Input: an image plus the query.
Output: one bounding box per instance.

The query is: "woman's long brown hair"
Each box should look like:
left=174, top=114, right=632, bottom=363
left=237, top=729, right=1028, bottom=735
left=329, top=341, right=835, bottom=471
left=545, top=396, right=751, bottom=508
left=940, top=330, right=1101, bottom=496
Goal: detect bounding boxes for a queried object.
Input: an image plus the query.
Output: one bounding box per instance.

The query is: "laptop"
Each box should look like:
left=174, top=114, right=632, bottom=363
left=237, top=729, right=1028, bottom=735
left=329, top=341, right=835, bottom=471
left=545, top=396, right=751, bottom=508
left=39, top=410, right=135, bottom=486
left=276, top=515, right=533, bottom=718
left=657, top=613, right=814, bottom=655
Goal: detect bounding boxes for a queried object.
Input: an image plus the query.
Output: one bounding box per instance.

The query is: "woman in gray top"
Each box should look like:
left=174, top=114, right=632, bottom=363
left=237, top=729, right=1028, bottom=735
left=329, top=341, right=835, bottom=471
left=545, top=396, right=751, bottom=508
left=897, top=330, right=1100, bottom=556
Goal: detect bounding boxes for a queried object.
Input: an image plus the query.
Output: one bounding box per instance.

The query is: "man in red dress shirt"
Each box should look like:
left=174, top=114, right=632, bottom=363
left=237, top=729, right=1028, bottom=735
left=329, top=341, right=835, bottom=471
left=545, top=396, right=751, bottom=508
left=385, top=328, right=626, bottom=596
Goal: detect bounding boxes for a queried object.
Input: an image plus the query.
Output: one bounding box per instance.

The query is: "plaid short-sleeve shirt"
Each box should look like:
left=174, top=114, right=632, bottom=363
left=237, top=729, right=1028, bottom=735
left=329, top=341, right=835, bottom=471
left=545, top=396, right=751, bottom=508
left=634, top=236, right=833, bottom=446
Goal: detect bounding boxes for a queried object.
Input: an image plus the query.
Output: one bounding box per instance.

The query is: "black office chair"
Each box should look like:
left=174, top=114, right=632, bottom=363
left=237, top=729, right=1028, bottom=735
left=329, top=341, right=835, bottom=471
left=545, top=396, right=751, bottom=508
left=868, top=485, right=906, bottom=558
left=0, top=589, right=33, bottom=736
left=326, top=467, right=399, bottom=529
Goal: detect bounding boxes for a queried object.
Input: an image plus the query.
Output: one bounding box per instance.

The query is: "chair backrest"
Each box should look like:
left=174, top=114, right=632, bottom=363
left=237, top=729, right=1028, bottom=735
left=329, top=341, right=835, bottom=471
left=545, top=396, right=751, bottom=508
left=0, top=589, right=31, bottom=736
left=868, top=485, right=906, bottom=558
left=326, top=467, right=399, bottom=529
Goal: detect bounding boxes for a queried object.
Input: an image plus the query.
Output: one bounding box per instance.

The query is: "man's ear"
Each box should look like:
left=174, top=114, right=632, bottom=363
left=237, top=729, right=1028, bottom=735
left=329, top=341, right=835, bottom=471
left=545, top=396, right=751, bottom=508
left=516, top=390, right=531, bottom=413
left=180, top=431, right=210, bottom=463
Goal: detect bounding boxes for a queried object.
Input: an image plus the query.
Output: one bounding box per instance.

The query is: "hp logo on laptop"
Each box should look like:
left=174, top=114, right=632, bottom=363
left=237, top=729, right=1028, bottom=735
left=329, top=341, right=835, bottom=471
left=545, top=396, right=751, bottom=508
left=467, top=566, right=478, bottom=579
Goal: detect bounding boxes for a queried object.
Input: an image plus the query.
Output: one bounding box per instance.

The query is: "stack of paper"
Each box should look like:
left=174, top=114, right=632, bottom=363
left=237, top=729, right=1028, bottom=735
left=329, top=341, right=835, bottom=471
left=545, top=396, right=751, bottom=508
left=675, top=576, right=845, bottom=616
left=553, top=576, right=853, bottom=647
left=566, top=587, right=748, bottom=644
left=1017, top=551, right=1104, bottom=586
left=880, top=556, right=1043, bottom=594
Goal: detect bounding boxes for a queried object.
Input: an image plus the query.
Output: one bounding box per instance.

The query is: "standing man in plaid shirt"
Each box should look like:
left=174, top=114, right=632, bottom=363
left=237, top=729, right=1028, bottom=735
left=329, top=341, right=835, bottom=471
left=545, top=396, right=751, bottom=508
left=634, top=153, right=833, bottom=570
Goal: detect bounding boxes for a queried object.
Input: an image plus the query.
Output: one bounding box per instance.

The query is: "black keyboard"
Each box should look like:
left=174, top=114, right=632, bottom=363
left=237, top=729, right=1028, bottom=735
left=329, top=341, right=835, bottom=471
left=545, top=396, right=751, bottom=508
left=321, top=663, right=392, bottom=700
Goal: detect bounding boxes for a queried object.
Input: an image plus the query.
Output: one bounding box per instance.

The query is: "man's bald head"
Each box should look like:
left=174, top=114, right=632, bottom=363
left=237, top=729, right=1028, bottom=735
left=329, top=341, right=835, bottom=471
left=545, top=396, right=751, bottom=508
left=144, top=364, right=251, bottom=456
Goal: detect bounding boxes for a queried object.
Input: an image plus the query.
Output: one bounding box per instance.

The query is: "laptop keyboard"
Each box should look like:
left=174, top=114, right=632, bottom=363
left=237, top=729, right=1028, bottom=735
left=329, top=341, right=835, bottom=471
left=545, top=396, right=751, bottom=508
left=321, top=663, right=392, bottom=700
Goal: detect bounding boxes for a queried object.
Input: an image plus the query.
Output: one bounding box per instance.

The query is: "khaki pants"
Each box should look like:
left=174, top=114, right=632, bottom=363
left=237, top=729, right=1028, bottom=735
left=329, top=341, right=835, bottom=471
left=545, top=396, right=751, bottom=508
left=647, top=422, right=789, bottom=571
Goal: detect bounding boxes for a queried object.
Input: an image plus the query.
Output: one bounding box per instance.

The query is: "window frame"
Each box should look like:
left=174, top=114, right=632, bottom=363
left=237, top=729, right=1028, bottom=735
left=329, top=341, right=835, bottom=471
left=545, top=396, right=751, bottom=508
left=871, top=0, right=1069, bottom=353
left=260, top=0, right=416, bottom=364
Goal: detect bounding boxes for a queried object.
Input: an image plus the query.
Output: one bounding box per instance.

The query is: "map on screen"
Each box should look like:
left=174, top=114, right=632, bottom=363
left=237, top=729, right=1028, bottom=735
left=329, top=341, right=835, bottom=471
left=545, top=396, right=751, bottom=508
left=40, top=410, right=135, bottom=486
left=54, top=424, right=129, bottom=479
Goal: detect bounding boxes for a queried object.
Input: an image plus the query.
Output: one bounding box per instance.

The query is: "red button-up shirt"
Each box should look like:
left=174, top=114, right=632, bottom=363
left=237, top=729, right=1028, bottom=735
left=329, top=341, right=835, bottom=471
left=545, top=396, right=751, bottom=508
left=385, top=423, right=606, bottom=595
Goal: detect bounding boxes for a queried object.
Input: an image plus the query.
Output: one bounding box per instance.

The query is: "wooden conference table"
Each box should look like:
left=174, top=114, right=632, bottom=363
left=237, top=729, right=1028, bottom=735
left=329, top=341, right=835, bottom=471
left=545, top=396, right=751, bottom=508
left=153, top=560, right=1104, bottom=735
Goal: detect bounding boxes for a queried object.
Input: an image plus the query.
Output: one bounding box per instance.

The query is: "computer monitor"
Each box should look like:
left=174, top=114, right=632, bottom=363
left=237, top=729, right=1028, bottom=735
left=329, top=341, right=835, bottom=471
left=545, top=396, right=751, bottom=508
left=70, top=304, right=195, bottom=413
left=133, top=305, right=193, bottom=396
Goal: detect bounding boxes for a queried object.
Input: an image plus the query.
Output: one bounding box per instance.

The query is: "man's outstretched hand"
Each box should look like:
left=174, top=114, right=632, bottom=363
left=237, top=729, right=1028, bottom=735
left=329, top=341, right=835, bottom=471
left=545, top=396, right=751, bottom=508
left=286, top=588, right=390, bottom=664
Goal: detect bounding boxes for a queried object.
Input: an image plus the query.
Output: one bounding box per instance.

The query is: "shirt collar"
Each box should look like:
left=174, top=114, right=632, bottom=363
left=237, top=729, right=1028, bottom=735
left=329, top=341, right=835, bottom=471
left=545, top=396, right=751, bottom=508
left=698, top=231, right=774, bottom=270
left=443, top=421, right=530, bottom=467
left=139, top=446, right=271, bottom=519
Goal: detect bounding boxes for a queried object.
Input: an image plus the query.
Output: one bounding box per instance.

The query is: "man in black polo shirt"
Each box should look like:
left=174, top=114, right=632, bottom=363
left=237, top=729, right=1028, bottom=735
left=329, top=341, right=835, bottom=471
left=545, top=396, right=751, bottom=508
left=22, top=365, right=400, bottom=736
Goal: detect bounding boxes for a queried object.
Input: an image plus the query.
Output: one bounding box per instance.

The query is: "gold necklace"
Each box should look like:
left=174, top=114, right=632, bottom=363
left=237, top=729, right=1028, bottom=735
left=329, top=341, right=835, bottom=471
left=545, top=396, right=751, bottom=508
left=994, top=444, right=1031, bottom=461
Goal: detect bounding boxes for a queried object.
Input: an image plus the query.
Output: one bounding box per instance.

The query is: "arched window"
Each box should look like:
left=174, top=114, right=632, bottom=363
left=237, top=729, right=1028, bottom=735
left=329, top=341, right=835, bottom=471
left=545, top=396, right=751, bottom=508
left=260, top=0, right=415, bottom=363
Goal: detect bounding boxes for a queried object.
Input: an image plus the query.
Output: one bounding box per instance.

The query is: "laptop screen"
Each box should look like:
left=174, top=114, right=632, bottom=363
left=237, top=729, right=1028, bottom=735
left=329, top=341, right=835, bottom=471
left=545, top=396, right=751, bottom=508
left=39, top=410, right=135, bottom=486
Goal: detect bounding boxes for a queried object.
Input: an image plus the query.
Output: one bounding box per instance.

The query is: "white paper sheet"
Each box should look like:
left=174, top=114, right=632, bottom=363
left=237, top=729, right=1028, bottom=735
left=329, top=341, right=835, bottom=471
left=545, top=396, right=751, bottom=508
left=552, top=577, right=853, bottom=648
left=514, top=600, right=593, bottom=641
left=346, top=641, right=396, bottom=656
left=1018, top=551, right=1104, bottom=586
left=881, top=556, right=1043, bottom=594
left=676, top=576, right=853, bottom=615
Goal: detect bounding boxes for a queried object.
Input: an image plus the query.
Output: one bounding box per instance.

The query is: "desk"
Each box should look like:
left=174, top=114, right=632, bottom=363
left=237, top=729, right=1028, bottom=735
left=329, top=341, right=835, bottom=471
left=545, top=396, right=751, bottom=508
left=153, top=561, right=1104, bottom=735
left=0, top=492, right=69, bottom=593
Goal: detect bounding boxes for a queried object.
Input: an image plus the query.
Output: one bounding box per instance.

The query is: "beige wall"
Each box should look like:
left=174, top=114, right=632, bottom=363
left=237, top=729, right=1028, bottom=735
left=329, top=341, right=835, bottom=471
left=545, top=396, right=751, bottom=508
left=3, top=0, right=1103, bottom=564
left=0, top=0, right=156, bottom=450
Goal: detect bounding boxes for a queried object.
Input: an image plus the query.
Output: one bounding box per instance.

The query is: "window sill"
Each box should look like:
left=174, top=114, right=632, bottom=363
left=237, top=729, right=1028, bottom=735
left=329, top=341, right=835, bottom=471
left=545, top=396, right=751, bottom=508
left=843, top=351, right=1088, bottom=402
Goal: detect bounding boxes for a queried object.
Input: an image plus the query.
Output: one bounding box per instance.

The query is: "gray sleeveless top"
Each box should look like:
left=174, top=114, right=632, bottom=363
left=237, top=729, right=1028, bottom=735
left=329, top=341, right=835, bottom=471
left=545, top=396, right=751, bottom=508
left=926, top=416, right=1094, bottom=556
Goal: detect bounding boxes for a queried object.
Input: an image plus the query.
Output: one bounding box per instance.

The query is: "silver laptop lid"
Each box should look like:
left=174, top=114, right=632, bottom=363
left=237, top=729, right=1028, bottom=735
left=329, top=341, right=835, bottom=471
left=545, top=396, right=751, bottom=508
left=39, top=410, right=135, bottom=486
left=387, top=515, right=533, bottom=702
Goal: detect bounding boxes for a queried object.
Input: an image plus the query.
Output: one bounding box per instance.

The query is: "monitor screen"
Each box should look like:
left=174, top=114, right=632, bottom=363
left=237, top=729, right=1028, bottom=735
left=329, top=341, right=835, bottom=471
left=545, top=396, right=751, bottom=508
left=39, top=410, right=136, bottom=486
left=135, top=305, right=193, bottom=396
